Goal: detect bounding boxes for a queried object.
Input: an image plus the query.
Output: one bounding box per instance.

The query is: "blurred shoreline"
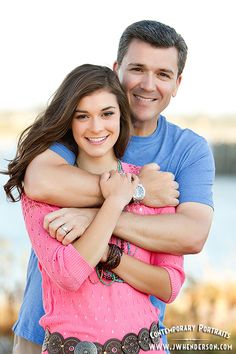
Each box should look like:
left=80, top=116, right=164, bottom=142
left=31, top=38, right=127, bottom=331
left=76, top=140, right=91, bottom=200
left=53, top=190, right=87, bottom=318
left=1, top=110, right=236, bottom=143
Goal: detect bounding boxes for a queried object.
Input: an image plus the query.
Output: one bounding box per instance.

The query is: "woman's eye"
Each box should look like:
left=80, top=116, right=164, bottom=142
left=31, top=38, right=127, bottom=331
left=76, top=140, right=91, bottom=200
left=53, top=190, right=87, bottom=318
left=76, top=115, right=88, bottom=120
left=103, top=111, right=114, bottom=117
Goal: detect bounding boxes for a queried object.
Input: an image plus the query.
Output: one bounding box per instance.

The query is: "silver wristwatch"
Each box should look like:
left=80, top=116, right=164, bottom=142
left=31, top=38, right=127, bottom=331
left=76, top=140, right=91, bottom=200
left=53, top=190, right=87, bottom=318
left=132, top=183, right=145, bottom=203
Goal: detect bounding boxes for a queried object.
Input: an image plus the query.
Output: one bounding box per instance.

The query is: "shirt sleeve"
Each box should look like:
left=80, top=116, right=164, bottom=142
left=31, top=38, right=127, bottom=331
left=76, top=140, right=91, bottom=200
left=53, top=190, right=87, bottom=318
left=49, top=142, right=76, bottom=165
left=21, top=194, right=94, bottom=292
left=150, top=252, right=185, bottom=303
left=176, top=137, right=215, bottom=208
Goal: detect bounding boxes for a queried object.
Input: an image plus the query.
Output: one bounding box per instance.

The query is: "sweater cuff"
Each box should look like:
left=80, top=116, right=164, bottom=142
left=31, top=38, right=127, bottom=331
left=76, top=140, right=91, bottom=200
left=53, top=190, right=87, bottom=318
left=161, top=266, right=185, bottom=303
left=63, top=244, right=95, bottom=290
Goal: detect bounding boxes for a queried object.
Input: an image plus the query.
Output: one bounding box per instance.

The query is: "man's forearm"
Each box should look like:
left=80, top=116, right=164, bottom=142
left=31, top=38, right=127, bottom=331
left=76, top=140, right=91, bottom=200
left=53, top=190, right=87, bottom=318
left=115, top=202, right=213, bottom=255
left=24, top=150, right=104, bottom=207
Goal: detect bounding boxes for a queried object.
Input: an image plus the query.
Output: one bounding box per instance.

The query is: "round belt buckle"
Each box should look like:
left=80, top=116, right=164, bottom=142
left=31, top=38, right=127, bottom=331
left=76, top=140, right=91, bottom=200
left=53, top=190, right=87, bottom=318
left=63, top=337, right=80, bottom=353
left=138, top=328, right=151, bottom=351
left=150, top=322, right=160, bottom=345
left=104, top=338, right=122, bottom=353
left=122, top=333, right=139, bottom=354
left=47, top=332, right=64, bottom=354
left=74, top=341, right=98, bottom=354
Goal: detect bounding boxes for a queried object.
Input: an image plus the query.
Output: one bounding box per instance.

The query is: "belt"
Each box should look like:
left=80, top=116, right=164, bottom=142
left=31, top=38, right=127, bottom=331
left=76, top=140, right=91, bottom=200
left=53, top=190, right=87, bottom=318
left=43, top=321, right=160, bottom=354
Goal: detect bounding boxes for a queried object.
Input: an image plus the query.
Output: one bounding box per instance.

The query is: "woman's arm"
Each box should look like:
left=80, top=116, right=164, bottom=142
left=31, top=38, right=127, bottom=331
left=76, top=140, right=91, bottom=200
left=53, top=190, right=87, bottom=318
left=22, top=171, right=137, bottom=291
left=112, top=252, right=184, bottom=303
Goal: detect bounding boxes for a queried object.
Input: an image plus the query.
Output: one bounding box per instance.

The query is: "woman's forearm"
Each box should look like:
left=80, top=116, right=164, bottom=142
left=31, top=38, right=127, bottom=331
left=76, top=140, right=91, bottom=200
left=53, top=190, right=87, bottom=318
left=73, top=197, right=124, bottom=267
left=113, top=254, right=172, bottom=302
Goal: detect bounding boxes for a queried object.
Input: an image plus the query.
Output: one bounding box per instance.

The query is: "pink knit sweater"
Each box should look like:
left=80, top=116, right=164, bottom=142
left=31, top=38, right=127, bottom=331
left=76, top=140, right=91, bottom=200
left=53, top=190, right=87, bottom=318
left=21, top=162, right=185, bottom=353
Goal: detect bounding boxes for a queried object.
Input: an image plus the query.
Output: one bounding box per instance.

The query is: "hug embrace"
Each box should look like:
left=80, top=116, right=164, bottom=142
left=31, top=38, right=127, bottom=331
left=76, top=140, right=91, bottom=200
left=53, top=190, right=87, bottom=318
left=4, top=20, right=214, bottom=354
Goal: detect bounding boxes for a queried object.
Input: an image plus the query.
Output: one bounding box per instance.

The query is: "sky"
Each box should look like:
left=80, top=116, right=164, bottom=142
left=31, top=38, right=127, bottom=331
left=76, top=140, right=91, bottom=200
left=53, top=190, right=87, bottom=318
left=1, top=0, right=236, bottom=117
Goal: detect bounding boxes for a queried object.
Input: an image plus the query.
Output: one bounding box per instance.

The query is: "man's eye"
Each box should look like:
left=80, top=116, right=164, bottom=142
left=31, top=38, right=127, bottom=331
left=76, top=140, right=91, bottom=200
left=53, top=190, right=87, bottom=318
left=131, top=67, right=142, bottom=72
left=159, top=72, right=171, bottom=79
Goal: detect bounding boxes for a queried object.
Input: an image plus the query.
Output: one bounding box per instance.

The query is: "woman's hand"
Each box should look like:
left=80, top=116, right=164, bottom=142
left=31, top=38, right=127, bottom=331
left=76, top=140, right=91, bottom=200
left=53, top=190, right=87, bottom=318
left=100, top=170, right=139, bottom=208
left=43, top=207, right=98, bottom=245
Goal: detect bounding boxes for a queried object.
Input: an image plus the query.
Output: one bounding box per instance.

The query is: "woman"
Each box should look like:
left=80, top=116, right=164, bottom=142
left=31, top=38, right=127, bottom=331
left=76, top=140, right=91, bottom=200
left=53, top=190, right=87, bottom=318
left=4, top=64, right=184, bottom=353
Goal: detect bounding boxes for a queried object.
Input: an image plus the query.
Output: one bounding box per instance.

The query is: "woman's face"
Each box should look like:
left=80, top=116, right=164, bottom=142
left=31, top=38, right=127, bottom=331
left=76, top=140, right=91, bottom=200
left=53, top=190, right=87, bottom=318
left=72, top=89, right=121, bottom=159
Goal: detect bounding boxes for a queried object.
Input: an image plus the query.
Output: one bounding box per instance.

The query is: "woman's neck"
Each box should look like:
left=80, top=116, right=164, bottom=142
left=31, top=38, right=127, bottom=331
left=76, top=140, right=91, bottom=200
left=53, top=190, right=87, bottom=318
left=76, top=152, right=118, bottom=175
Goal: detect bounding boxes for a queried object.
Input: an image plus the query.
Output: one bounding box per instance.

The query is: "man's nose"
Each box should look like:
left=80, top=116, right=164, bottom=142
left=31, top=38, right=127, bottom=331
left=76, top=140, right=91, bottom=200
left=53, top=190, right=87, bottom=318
left=140, top=73, right=156, bottom=92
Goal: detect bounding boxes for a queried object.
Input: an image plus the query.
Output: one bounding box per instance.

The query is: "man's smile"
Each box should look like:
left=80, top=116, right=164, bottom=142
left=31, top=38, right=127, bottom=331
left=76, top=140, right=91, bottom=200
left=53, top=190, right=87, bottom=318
left=133, top=94, right=157, bottom=102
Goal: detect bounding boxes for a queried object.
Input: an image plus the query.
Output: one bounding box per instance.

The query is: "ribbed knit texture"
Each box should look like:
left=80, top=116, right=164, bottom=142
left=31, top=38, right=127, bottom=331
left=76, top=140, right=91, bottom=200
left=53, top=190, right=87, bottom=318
left=21, top=162, right=184, bottom=353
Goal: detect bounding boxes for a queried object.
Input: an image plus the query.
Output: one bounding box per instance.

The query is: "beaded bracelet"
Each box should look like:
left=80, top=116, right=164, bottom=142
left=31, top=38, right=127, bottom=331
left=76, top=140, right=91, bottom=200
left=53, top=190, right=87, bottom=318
left=102, top=243, right=123, bottom=271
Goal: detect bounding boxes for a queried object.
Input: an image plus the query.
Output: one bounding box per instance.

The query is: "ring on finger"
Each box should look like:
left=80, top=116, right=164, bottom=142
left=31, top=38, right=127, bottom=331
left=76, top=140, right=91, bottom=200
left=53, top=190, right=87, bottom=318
left=60, top=225, right=70, bottom=235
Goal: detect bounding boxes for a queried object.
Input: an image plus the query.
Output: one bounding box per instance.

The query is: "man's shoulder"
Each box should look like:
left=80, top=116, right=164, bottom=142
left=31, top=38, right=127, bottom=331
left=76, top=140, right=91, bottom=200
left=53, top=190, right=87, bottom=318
left=50, top=142, right=76, bottom=165
left=162, top=115, right=208, bottom=149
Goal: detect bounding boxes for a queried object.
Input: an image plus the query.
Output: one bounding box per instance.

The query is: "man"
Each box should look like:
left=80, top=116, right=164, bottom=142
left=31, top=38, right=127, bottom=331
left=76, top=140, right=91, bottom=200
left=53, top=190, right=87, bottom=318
left=13, top=20, right=214, bottom=353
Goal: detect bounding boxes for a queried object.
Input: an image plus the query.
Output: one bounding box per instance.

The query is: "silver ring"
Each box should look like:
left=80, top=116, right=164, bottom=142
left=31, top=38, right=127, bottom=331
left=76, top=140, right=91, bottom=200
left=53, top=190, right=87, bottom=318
left=60, top=225, right=70, bottom=234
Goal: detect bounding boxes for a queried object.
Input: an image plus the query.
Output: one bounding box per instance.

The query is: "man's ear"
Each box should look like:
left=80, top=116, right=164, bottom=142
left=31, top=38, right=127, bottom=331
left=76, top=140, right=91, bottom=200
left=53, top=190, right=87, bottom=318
left=113, top=61, right=119, bottom=73
left=172, top=74, right=182, bottom=97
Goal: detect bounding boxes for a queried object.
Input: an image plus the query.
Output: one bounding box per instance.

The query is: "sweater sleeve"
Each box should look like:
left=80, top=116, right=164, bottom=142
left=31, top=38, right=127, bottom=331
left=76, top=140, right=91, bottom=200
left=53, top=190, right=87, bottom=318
left=150, top=252, right=185, bottom=303
left=21, top=194, right=94, bottom=291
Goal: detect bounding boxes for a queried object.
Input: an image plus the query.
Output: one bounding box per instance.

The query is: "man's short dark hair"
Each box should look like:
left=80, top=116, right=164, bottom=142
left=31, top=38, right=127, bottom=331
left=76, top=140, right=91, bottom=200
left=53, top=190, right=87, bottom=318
left=117, top=20, right=188, bottom=76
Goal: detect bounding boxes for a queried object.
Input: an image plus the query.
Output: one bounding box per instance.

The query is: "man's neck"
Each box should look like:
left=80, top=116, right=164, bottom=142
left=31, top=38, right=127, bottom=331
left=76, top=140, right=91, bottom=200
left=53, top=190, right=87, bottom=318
left=132, top=116, right=159, bottom=137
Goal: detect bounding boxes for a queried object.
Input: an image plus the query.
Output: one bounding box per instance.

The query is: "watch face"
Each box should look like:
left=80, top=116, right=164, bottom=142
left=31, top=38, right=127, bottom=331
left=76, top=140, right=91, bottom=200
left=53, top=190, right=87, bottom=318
left=134, top=184, right=145, bottom=201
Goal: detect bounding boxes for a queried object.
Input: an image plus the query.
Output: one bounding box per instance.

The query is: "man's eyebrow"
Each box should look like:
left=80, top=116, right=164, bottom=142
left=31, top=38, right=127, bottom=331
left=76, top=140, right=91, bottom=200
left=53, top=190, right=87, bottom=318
left=128, top=63, right=144, bottom=67
left=74, top=106, right=116, bottom=113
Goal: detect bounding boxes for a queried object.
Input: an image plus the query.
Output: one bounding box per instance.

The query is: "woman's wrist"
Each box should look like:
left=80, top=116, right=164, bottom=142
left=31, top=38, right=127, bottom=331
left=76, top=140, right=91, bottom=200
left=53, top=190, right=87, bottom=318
left=101, top=243, right=123, bottom=270
left=103, top=196, right=127, bottom=210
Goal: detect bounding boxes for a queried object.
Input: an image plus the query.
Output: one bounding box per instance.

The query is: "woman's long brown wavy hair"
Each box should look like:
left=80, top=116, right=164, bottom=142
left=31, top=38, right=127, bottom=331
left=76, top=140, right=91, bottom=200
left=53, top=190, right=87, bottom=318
left=3, top=64, right=132, bottom=202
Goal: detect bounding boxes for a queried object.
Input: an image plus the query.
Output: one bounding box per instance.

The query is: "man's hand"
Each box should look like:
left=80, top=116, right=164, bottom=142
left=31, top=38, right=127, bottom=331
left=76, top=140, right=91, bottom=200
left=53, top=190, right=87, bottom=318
left=43, top=208, right=98, bottom=245
left=139, top=163, right=179, bottom=207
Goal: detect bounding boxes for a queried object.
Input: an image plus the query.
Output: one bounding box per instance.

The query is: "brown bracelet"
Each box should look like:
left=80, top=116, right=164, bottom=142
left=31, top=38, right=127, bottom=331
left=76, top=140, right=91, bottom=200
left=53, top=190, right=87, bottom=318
left=102, top=244, right=123, bottom=270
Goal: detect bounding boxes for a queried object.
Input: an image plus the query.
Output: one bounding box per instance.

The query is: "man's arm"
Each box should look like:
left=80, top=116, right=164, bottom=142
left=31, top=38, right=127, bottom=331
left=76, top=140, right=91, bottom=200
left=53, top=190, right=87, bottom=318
left=24, top=148, right=178, bottom=207
left=114, top=202, right=213, bottom=255
left=44, top=202, right=213, bottom=256
left=24, top=149, right=103, bottom=207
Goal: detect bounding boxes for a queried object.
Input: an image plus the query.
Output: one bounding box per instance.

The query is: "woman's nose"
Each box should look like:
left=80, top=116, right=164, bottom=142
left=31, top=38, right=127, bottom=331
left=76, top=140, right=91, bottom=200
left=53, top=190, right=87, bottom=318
left=89, top=117, right=103, bottom=133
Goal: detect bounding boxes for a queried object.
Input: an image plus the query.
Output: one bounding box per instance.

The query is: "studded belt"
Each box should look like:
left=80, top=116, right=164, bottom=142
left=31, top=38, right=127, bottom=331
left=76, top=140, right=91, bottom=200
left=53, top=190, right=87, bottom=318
left=42, top=321, right=160, bottom=354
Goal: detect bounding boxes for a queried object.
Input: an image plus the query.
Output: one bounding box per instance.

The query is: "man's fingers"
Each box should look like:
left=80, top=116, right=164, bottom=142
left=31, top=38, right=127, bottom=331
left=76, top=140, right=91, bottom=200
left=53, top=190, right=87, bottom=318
left=141, top=163, right=160, bottom=171
left=173, top=181, right=179, bottom=190
left=168, top=197, right=180, bottom=207
left=173, top=190, right=180, bottom=198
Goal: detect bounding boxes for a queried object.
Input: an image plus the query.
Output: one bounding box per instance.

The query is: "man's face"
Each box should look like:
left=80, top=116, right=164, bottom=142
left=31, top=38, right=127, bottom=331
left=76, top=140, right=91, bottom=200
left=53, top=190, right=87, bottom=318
left=114, top=39, right=182, bottom=131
